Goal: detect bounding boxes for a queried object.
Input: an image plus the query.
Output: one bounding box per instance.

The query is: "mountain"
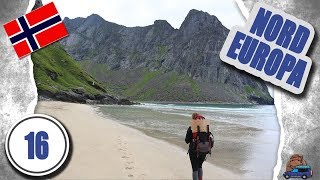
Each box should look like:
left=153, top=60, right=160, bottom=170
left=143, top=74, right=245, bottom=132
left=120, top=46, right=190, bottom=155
left=59, top=10, right=273, bottom=104
left=32, top=0, right=43, bottom=10
left=31, top=43, right=133, bottom=105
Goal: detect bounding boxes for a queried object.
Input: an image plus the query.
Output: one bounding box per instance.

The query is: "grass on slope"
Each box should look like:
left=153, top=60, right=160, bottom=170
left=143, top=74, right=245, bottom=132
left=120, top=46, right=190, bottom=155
left=32, top=44, right=108, bottom=95
left=124, top=70, right=161, bottom=97
left=78, top=60, right=202, bottom=101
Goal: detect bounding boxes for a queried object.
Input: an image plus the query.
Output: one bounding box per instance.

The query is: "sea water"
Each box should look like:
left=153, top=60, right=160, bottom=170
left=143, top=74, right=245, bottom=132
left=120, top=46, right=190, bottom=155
left=99, top=103, right=280, bottom=178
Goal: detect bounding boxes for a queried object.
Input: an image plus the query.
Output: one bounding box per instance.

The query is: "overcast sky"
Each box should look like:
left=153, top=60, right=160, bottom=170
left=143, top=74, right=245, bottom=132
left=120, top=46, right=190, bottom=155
left=41, top=0, right=245, bottom=29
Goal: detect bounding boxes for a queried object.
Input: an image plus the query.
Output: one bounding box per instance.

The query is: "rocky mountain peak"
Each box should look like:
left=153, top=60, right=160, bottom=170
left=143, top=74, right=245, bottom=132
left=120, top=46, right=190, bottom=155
left=32, top=0, right=43, bottom=10
left=86, top=14, right=106, bottom=23
left=153, top=20, right=174, bottom=30
left=188, top=9, right=210, bottom=17
left=182, top=9, right=219, bottom=26
left=179, top=9, right=225, bottom=39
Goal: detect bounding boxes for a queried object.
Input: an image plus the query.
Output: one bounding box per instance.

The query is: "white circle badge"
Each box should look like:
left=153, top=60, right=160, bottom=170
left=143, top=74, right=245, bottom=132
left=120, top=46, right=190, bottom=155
left=5, top=114, right=70, bottom=176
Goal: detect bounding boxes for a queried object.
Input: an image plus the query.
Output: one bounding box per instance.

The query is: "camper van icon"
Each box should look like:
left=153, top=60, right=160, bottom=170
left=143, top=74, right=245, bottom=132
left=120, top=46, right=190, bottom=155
left=283, top=165, right=312, bottom=179
left=283, top=154, right=312, bottom=179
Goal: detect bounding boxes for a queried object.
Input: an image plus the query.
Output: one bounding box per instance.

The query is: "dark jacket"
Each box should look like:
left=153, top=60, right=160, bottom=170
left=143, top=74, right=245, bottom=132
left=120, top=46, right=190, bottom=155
left=185, top=126, right=195, bottom=153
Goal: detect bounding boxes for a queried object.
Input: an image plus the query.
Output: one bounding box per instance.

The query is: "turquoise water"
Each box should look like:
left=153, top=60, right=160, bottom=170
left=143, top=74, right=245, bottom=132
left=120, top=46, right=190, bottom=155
left=138, top=103, right=279, bottom=130
left=98, top=103, right=280, bottom=178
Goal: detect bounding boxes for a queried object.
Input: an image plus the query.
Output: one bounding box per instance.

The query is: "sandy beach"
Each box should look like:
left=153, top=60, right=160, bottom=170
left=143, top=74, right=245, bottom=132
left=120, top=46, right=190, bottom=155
left=35, top=101, right=240, bottom=179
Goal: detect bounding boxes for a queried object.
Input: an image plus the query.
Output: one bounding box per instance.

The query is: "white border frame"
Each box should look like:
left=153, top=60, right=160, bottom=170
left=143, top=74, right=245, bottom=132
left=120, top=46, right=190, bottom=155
left=5, top=114, right=70, bottom=177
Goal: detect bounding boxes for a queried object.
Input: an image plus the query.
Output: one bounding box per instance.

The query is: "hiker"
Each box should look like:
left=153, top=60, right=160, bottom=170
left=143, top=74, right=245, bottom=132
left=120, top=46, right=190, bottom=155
left=185, top=113, right=213, bottom=180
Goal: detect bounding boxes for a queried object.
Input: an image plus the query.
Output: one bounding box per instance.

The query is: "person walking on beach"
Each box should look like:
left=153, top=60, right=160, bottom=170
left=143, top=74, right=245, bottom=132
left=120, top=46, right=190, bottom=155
left=185, top=113, right=213, bottom=180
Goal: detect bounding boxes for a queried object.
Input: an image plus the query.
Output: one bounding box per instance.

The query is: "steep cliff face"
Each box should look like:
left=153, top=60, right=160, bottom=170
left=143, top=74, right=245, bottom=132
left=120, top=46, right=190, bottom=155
left=60, top=9, right=273, bottom=104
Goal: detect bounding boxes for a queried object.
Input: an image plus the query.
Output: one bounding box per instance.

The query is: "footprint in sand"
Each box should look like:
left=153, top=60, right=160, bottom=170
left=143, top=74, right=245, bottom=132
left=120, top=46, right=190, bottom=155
left=117, top=137, right=136, bottom=178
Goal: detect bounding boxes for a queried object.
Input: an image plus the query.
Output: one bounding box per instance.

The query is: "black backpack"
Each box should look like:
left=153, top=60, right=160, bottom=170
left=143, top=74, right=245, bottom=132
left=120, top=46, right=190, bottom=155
left=194, top=125, right=214, bottom=155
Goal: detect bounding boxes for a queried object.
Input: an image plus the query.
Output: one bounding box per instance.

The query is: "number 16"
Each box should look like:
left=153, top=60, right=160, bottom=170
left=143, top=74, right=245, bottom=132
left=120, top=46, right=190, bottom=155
left=24, top=131, right=49, bottom=160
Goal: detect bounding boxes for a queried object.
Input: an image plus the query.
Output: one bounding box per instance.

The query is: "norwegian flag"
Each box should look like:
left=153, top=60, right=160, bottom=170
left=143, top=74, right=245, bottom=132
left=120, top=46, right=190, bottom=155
left=3, top=2, right=68, bottom=59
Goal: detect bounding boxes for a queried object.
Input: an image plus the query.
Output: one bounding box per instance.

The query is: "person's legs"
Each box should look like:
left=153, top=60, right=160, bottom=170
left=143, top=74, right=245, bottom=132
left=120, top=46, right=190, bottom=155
left=198, top=168, right=203, bottom=180
left=189, top=153, right=199, bottom=180
left=193, top=171, right=199, bottom=180
left=198, top=154, right=206, bottom=180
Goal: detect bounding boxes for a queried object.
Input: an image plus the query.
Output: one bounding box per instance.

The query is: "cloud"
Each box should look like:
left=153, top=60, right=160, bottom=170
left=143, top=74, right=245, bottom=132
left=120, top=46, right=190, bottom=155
left=43, top=0, right=245, bottom=29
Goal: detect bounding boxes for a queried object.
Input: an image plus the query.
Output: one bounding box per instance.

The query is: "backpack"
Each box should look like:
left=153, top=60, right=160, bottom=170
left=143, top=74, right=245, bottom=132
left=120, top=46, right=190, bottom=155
left=191, top=118, right=214, bottom=155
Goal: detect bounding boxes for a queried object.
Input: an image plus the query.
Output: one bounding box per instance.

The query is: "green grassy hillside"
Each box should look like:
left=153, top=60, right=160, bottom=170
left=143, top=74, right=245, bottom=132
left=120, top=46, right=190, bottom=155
left=78, top=60, right=272, bottom=103
left=78, top=60, right=199, bottom=101
left=31, top=44, right=111, bottom=100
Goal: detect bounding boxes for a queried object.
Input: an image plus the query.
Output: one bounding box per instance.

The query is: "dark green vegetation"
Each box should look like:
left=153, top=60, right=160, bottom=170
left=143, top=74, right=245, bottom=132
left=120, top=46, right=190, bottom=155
left=32, top=44, right=133, bottom=105
left=32, top=44, right=107, bottom=95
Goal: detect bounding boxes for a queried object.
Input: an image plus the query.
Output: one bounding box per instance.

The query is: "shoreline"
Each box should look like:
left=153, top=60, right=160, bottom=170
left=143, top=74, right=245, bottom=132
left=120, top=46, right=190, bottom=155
left=97, top=103, right=279, bottom=178
left=114, top=101, right=274, bottom=105
left=35, top=101, right=240, bottom=179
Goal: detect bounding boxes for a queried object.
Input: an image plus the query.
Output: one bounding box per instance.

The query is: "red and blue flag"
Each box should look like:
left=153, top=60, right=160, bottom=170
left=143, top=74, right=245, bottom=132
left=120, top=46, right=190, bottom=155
left=3, top=2, right=68, bottom=59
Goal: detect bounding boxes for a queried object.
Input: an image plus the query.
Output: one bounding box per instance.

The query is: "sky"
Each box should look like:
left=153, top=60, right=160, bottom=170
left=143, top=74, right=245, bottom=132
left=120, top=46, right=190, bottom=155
left=41, top=0, right=246, bottom=29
